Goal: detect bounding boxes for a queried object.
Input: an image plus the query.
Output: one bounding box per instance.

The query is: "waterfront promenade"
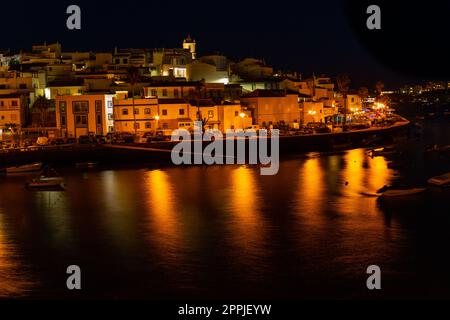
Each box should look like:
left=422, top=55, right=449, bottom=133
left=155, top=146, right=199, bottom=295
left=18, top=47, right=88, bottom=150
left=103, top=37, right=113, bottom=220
left=0, top=118, right=411, bottom=167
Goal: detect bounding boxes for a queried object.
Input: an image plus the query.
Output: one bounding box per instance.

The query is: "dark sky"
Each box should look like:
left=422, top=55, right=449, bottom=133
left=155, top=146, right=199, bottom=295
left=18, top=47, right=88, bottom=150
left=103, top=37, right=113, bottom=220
left=2, top=0, right=449, bottom=89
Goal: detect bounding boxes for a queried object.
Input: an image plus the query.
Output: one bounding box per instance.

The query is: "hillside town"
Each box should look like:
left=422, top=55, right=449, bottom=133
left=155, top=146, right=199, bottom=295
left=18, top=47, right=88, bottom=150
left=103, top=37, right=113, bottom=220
left=0, top=37, right=399, bottom=146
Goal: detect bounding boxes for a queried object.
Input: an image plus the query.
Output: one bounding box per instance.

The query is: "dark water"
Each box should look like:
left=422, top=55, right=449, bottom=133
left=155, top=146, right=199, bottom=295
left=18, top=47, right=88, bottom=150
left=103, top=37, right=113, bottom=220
left=1, top=117, right=449, bottom=299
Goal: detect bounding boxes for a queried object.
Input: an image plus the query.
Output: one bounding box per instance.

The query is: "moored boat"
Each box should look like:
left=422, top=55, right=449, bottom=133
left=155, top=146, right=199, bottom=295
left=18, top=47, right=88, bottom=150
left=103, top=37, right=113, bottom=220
left=5, top=162, right=43, bottom=174
left=368, top=145, right=396, bottom=157
left=427, top=172, right=450, bottom=187
left=25, top=166, right=65, bottom=190
left=27, top=177, right=65, bottom=189
left=75, top=161, right=99, bottom=169
left=377, top=185, right=427, bottom=197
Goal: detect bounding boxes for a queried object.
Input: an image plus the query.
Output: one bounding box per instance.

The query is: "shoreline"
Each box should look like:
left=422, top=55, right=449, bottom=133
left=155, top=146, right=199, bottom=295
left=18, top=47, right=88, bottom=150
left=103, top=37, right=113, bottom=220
left=0, top=119, right=412, bottom=168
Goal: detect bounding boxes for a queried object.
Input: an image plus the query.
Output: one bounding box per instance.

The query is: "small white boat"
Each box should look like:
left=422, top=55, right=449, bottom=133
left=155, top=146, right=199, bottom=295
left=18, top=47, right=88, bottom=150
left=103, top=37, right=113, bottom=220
left=27, top=177, right=65, bottom=189
left=26, top=166, right=65, bottom=189
left=5, top=162, right=43, bottom=174
left=368, top=146, right=396, bottom=157
left=428, top=172, right=450, bottom=186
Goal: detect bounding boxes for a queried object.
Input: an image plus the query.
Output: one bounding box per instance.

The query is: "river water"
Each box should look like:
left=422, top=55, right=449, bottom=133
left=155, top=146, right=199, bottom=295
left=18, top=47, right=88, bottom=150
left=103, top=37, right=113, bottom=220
left=1, top=114, right=449, bottom=299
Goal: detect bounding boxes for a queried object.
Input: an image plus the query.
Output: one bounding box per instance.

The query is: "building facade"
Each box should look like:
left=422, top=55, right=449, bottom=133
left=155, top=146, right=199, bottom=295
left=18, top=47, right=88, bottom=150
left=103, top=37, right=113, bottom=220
left=55, top=94, right=114, bottom=138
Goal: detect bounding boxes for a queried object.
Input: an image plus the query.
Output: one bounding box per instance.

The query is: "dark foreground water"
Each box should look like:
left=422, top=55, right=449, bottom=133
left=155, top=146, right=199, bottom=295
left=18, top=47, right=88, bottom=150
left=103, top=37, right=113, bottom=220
left=1, top=117, right=449, bottom=299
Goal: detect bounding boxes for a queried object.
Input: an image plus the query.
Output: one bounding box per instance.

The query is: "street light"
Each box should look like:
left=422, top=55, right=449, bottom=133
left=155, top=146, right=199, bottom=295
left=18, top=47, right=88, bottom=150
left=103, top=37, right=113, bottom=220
left=239, top=112, right=245, bottom=130
left=154, top=115, right=160, bottom=135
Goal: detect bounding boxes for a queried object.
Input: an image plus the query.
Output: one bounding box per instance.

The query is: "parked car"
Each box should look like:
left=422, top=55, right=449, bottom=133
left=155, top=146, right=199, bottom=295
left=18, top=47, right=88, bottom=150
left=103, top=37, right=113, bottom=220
left=36, top=136, right=49, bottom=146
left=306, top=122, right=331, bottom=134
left=78, top=135, right=92, bottom=144
left=138, top=132, right=153, bottom=143
left=95, top=135, right=107, bottom=144
left=50, top=138, right=65, bottom=145
left=120, top=132, right=135, bottom=143
left=348, top=123, right=370, bottom=130
left=66, top=138, right=77, bottom=144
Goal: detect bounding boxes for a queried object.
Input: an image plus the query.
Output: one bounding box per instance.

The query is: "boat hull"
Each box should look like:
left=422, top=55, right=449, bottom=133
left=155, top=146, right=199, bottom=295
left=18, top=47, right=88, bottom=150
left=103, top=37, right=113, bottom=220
left=428, top=173, right=450, bottom=186
left=6, top=162, right=43, bottom=174
left=381, top=188, right=426, bottom=197
left=26, top=177, right=64, bottom=189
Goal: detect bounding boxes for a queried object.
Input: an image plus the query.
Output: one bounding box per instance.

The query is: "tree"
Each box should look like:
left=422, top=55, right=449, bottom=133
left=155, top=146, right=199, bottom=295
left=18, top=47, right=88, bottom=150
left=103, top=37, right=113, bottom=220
left=358, top=87, right=369, bottom=108
left=375, top=81, right=384, bottom=98
left=336, top=74, right=351, bottom=126
left=128, top=67, right=140, bottom=135
left=32, top=96, right=51, bottom=128
left=3, top=123, right=18, bottom=143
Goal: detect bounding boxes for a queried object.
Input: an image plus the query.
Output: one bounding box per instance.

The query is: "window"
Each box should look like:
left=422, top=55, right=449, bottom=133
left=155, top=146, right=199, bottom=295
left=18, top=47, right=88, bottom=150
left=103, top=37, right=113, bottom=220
left=151, top=89, right=157, bottom=96
left=208, top=110, right=214, bottom=118
left=108, top=113, right=113, bottom=120
left=12, top=100, right=18, bottom=107
left=19, top=84, right=27, bottom=89
left=115, top=59, right=120, bottom=64
left=0, top=101, right=3, bottom=107
left=162, top=89, right=167, bottom=97
left=97, top=114, right=102, bottom=125
left=122, top=108, right=129, bottom=115
left=235, top=111, right=239, bottom=116
left=75, top=115, right=88, bottom=127
left=179, top=108, right=185, bottom=115
left=174, top=89, right=179, bottom=97
left=145, top=122, right=151, bottom=129
left=95, top=100, right=102, bottom=113
left=144, top=108, right=151, bottom=115
left=134, top=108, right=139, bottom=115
left=134, top=122, right=140, bottom=129
left=123, top=59, right=128, bottom=64
left=107, top=101, right=113, bottom=108
left=61, top=115, right=66, bottom=127
left=162, top=109, right=167, bottom=116
left=59, top=101, right=66, bottom=113
left=73, top=101, right=89, bottom=113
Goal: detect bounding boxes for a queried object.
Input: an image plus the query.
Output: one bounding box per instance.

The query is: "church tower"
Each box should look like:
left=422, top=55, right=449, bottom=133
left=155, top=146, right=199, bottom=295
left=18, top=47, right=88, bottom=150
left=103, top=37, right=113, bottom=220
left=183, top=35, right=196, bottom=60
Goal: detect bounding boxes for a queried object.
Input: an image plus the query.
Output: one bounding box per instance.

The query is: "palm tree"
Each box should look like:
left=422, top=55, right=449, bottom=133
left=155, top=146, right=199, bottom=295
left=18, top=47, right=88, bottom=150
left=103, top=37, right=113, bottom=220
left=336, top=74, right=351, bottom=127
left=358, top=87, right=369, bottom=108
left=128, top=67, right=140, bottom=135
left=375, top=81, right=384, bottom=99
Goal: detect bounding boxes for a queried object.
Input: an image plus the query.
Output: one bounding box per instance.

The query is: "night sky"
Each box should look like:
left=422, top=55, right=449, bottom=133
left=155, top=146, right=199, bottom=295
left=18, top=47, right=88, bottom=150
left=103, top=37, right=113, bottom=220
left=2, top=0, right=449, bottom=89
